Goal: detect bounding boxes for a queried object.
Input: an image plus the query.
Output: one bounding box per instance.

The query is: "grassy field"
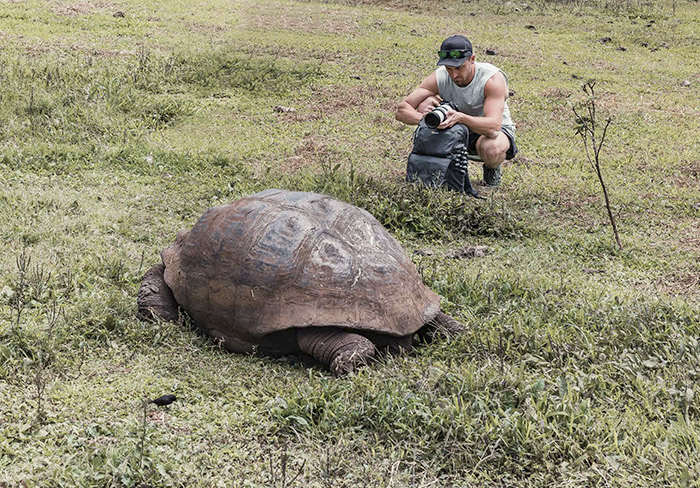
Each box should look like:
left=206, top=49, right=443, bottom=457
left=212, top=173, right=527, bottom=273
left=1, top=0, right=699, bottom=486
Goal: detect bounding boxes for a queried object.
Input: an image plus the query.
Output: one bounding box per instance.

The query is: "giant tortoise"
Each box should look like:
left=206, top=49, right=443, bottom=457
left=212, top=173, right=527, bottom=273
left=137, top=189, right=463, bottom=374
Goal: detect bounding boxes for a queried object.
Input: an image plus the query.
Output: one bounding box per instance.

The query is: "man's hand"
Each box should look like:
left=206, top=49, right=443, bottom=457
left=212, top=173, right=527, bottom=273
left=395, top=73, right=441, bottom=126
left=421, top=99, right=440, bottom=115
left=437, top=109, right=462, bottom=129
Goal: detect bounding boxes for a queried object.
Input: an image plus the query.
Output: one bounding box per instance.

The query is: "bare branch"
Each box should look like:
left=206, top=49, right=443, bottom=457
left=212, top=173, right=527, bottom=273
left=572, top=81, right=622, bottom=251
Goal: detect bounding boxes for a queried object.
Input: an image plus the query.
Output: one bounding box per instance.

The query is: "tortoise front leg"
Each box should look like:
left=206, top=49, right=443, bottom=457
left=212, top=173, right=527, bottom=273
left=137, top=263, right=179, bottom=323
left=418, top=311, right=465, bottom=343
left=297, top=327, right=377, bottom=376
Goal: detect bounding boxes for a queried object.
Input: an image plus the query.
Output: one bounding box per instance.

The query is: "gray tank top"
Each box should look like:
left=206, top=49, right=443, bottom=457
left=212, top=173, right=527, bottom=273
left=435, top=62, right=515, bottom=135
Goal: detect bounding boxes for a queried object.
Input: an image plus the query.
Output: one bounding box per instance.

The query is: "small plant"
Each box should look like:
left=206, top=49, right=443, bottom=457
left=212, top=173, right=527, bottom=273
left=266, top=445, right=306, bottom=488
left=138, top=398, right=150, bottom=472
left=572, top=80, right=623, bottom=250
left=11, top=247, right=31, bottom=334
left=29, top=298, right=61, bottom=425
left=6, top=250, right=81, bottom=426
left=137, top=394, right=178, bottom=479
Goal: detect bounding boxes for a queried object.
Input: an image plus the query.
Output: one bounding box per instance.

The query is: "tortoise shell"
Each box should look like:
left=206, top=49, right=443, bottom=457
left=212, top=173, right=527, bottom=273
left=162, top=189, right=440, bottom=353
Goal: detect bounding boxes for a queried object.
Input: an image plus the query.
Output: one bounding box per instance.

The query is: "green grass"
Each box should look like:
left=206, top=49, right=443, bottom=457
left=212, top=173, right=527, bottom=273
left=1, top=0, right=699, bottom=486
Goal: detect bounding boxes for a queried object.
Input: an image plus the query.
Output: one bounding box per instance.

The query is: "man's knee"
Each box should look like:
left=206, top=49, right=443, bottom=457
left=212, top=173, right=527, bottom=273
left=480, top=146, right=507, bottom=166
left=477, top=134, right=509, bottom=166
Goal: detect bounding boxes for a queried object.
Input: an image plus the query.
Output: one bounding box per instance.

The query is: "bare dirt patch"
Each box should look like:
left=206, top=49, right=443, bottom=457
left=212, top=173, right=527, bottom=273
left=70, top=44, right=136, bottom=57
left=274, top=84, right=393, bottom=123
left=51, top=1, right=120, bottom=16
left=333, top=0, right=423, bottom=12
left=678, top=225, right=700, bottom=254
left=243, top=1, right=362, bottom=36
left=312, top=84, right=394, bottom=113
left=184, top=22, right=227, bottom=35
left=653, top=270, right=700, bottom=300
left=674, top=161, right=700, bottom=188
left=279, top=135, right=338, bottom=174
left=542, top=87, right=574, bottom=100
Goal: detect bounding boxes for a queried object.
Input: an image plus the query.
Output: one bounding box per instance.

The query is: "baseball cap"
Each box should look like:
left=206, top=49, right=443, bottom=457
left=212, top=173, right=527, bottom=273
left=436, top=35, right=473, bottom=67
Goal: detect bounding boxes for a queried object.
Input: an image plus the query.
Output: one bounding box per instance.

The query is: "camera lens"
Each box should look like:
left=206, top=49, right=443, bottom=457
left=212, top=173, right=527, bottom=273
left=425, top=106, right=447, bottom=129
left=424, top=111, right=442, bottom=129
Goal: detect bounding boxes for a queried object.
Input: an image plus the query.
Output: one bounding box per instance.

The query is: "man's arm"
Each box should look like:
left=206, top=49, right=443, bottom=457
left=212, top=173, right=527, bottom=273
left=395, top=72, right=440, bottom=125
left=437, top=72, right=507, bottom=137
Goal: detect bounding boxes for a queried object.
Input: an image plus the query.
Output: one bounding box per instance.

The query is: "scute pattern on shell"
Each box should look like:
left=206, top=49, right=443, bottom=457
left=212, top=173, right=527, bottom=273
left=162, top=189, right=440, bottom=353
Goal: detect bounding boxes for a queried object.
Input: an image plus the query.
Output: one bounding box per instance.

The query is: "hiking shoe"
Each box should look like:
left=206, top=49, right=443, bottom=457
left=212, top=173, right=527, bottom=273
left=483, top=165, right=502, bottom=187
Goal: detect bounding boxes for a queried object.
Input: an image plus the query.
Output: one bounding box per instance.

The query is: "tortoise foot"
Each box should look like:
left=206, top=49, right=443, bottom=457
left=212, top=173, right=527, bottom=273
left=137, top=264, right=179, bottom=323
left=418, top=312, right=466, bottom=343
left=330, top=339, right=376, bottom=376
left=297, top=327, right=377, bottom=376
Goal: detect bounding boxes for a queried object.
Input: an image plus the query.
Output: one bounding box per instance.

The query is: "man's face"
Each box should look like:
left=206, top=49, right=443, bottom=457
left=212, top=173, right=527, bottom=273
left=445, top=55, right=475, bottom=87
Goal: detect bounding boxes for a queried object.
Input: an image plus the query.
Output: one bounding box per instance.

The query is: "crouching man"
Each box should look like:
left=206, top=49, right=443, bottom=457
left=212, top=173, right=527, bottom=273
left=396, top=34, right=517, bottom=187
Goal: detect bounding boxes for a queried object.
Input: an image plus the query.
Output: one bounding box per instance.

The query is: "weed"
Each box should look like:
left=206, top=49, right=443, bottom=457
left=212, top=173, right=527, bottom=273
left=573, top=81, right=622, bottom=250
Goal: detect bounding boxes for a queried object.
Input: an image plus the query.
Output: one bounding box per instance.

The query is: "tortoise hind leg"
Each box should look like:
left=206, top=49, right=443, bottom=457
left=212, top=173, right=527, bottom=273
left=137, top=264, right=179, bottom=323
left=297, top=327, right=376, bottom=376
left=418, top=312, right=465, bottom=343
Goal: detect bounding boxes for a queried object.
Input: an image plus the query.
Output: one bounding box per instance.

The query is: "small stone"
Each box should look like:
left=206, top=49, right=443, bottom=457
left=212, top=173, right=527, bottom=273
left=413, top=249, right=434, bottom=256
left=599, top=37, right=612, bottom=43
left=485, top=49, right=498, bottom=56
left=641, top=42, right=649, bottom=47
left=681, top=79, right=692, bottom=87
left=525, top=25, right=536, bottom=30
left=273, top=105, right=296, bottom=113
left=350, top=75, right=361, bottom=80
left=113, top=11, right=125, bottom=18
left=617, top=46, right=627, bottom=51
left=145, top=156, right=154, bottom=164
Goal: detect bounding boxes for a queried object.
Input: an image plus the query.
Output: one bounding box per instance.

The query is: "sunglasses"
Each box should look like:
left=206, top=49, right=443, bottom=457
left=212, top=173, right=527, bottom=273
left=438, top=49, right=471, bottom=59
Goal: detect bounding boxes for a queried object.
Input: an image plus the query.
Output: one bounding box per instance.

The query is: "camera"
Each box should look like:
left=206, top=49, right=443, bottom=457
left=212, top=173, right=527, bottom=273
left=424, top=101, right=457, bottom=129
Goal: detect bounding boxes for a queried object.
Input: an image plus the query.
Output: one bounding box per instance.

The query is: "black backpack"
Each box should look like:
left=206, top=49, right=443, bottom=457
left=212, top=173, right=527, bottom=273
left=406, top=120, right=479, bottom=197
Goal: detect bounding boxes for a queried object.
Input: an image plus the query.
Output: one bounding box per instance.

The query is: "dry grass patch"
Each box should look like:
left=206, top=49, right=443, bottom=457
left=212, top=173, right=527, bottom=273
left=652, top=271, right=700, bottom=301
left=50, top=0, right=121, bottom=16
left=183, top=22, right=228, bottom=34
left=243, top=0, right=362, bottom=36
left=541, top=87, right=574, bottom=100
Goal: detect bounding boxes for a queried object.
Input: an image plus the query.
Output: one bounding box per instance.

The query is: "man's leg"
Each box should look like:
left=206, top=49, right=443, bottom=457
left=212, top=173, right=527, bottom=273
left=476, top=132, right=511, bottom=187
left=476, top=132, right=510, bottom=168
